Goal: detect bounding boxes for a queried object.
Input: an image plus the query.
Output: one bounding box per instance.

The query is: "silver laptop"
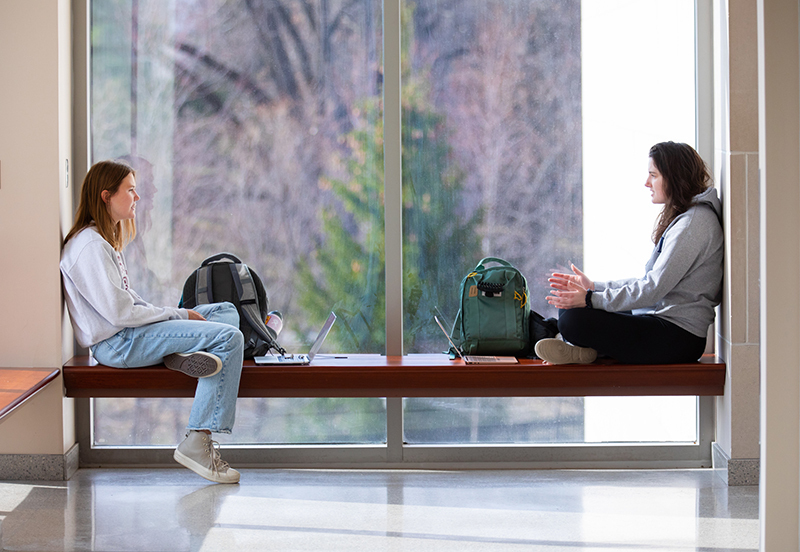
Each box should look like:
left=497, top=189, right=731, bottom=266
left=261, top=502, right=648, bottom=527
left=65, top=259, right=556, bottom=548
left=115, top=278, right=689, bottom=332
left=434, top=315, right=518, bottom=364
left=254, top=312, right=336, bottom=365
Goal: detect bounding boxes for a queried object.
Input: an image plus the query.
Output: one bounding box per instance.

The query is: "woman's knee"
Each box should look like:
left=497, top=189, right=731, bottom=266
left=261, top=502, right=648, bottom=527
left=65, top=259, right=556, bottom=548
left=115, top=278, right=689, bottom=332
left=222, top=304, right=241, bottom=327
left=217, top=301, right=238, bottom=315
left=196, top=321, right=244, bottom=357
left=557, top=309, right=586, bottom=339
left=215, top=323, right=244, bottom=349
left=229, top=327, right=244, bottom=352
left=201, top=302, right=240, bottom=326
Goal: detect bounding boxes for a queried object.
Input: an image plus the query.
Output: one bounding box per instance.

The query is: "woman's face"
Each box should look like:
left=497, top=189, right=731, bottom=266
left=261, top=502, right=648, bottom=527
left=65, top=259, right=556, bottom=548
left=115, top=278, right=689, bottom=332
left=645, top=157, right=667, bottom=204
left=103, top=173, right=139, bottom=224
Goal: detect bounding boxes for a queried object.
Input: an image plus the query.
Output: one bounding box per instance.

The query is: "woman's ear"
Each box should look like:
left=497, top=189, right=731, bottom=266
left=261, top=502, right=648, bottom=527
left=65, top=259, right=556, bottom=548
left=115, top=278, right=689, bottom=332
left=101, top=190, right=110, bottom=204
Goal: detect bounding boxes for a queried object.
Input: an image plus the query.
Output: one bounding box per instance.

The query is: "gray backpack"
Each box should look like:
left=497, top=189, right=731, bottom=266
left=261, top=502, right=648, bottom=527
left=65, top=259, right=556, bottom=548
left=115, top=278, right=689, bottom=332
left=179, top=253, right=285, bottom=358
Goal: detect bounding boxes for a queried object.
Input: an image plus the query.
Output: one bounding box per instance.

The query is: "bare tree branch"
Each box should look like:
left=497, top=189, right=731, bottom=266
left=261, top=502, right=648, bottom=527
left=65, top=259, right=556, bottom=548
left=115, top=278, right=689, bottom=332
left=177, top=42, right=272, bottom=106
left=245, top=0, right=300, bottom=97
left=275, top=0, right=315, bottom=86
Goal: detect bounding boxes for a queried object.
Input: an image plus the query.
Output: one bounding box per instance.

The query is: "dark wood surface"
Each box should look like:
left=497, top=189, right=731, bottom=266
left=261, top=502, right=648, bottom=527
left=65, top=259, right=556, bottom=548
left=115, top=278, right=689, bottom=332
left=63, top=354, right=726, bottom=398
left=0, top=367, right=60, bottom=420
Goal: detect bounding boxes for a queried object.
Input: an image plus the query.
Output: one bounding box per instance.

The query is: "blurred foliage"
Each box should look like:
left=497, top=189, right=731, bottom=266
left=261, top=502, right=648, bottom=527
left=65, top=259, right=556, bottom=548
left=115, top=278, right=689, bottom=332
left=296, top=90, right=481, bottom=351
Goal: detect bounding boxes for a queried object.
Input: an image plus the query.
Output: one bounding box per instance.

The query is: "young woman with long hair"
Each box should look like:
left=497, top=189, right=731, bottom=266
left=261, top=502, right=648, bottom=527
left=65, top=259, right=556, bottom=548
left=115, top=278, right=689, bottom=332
left=61, top=160, right=244, bottom=483
left=536, top=141, right=723, bottom=364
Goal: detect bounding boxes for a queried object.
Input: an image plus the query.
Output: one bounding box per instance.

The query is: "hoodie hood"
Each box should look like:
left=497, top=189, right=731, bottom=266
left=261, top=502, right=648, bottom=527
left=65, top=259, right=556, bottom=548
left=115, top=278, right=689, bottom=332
left=694, top=186, right=722, bottom=221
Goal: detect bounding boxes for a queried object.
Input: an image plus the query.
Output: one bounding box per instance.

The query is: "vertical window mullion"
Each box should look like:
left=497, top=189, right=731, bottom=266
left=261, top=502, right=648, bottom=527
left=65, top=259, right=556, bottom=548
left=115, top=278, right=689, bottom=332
left=695, top=0, right=714, bottom=166
left=383, top=0, right=404, bottom=456
left=383, top=0, right=403, bottom=357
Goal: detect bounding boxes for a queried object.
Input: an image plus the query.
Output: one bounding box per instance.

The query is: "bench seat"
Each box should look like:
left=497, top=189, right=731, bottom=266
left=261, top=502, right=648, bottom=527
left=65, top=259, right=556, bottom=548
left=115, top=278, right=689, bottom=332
left=0, top=367, right=60, bottom=421
left=62, top=353, right=726, bottom=398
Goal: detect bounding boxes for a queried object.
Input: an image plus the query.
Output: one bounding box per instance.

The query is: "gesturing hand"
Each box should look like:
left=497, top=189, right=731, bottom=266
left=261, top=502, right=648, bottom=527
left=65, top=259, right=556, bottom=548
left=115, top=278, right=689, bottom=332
left=546, top=264, right=594, bottom=310
left=550, top=263, right=594, bottom=291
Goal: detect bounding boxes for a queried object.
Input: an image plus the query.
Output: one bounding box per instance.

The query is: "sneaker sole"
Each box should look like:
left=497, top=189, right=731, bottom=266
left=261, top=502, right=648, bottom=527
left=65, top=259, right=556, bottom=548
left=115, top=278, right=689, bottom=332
left=164, top=352, right=222, bottom=378
left=534, top=339, right=597, bottom=365
left=173, top=448, right=240, bottom=484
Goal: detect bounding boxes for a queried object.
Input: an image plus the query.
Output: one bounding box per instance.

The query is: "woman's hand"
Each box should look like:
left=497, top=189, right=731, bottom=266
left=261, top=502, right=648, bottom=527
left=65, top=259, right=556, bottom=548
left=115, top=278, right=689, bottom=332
left=187, top=309, right=207, bottom=321
left=546, top=264, right=594, bottom=310
left=550, top=263, right=594, bottom=291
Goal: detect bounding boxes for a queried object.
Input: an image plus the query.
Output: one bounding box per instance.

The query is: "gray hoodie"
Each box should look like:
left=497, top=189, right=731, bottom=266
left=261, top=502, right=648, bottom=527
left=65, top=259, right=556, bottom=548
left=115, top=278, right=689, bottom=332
left=590, top=187, right=723, bottom=337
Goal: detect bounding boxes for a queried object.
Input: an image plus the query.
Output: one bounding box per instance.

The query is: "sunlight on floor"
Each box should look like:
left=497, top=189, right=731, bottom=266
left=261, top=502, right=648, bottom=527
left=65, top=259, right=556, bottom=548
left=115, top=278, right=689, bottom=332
left=0, top=469, right=758, bottom=552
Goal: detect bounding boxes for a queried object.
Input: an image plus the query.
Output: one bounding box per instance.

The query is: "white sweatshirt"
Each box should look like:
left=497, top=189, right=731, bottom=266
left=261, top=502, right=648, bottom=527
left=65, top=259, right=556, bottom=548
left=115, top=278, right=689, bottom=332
left=60, top=226, right=187, bottom=348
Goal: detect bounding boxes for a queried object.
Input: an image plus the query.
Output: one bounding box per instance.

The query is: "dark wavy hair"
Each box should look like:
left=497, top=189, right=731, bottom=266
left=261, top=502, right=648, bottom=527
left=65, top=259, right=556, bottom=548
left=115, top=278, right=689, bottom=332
left=649, top=141, right=711, bottom=243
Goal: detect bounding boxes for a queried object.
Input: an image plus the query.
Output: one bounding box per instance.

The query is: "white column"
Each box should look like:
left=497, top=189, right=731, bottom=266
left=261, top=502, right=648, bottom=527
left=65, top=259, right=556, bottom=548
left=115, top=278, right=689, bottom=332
left=758, top=0, right=800, bottom=548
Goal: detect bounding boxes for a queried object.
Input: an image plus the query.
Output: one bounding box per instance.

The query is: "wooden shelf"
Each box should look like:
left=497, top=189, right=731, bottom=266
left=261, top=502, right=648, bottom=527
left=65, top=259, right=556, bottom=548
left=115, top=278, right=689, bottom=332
left=0, top=367, right=60, bottom=420
left=63, top=354, right=725, bottom=398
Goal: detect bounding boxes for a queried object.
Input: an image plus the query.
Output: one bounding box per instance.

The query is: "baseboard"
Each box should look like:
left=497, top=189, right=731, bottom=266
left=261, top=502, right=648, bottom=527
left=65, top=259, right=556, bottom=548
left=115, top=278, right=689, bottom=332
left=0, top=443, right=79, bottom=481
left=712, top=442, right=759, bottom=486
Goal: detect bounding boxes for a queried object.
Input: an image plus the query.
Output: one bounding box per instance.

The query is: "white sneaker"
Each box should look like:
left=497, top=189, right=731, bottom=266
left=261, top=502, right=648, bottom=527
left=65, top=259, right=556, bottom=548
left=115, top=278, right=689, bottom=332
left=534, top=338, right=597, bottom=365
left=164, top=352, right=222, bottom=378
left=174, top=430, right=240, bottom=484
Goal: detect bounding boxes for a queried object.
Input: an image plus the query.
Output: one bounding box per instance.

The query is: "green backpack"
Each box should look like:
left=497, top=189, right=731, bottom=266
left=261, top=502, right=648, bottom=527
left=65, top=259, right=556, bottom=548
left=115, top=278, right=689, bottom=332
left=449, top=257, right=531, bottom=356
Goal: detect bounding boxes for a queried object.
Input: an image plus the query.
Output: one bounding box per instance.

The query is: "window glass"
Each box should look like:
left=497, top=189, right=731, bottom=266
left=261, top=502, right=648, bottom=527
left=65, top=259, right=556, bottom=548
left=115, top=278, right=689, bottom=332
left=89, top=0, right=698, bottom=448
left=400, top=0, right=582, bottom=350
left=90, top=0, right=386, bottom=446
left=93, top=398, right=387, bottom=446
left=92, top=0, right=384, bottom=348
left=401, top=0, right=697, bottom=445
left=404, top=397, right=586, bottom=444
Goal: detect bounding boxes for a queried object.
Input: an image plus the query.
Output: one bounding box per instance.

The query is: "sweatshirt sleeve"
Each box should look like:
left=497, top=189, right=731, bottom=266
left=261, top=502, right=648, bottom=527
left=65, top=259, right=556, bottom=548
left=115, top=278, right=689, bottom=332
left=594, top=277, right=637, bottom=293
left=592, top=208, right=713, bottom=312
left=62, top=237, right=187, bottom=329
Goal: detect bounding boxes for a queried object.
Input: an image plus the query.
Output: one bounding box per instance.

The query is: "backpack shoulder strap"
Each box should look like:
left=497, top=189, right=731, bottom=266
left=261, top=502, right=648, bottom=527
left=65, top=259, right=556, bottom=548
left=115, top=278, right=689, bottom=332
left=195, top=265, right=214, bottom=304
left=228, top=263, right=286, bottom=355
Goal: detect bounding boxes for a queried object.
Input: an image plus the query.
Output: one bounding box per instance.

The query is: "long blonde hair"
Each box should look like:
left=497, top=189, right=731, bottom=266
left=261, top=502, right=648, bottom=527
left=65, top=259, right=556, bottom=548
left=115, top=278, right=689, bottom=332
left=64, top=160, right=137, bottom=251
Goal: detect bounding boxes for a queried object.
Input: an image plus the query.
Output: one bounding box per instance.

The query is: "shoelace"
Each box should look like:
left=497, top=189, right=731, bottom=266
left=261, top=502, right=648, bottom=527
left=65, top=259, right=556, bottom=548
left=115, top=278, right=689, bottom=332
left=204, top=437, right=232, bottom=475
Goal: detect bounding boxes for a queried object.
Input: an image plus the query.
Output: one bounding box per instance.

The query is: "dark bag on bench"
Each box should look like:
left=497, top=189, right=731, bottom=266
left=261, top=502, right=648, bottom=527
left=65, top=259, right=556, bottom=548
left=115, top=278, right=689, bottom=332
left=529, top=310, right=559, bottom=357
left=179, top=252, right=285, bottom=358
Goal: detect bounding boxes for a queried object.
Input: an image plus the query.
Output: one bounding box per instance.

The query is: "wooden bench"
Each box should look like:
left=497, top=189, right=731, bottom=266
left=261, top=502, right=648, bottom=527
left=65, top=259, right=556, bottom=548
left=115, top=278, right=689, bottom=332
left=0, top=367, right=60, bottom=421
left=62, top=354, right=726, bottom=398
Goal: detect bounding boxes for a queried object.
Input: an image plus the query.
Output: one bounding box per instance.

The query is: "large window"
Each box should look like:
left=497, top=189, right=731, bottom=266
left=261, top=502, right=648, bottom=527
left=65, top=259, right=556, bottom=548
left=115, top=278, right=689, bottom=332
left=87, top=0, right=705, bottom=457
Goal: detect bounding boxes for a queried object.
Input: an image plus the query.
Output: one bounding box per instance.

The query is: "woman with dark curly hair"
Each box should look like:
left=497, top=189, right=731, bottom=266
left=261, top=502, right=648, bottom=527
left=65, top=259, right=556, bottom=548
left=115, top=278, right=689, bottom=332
left=536, top=142, right=723, bottom=365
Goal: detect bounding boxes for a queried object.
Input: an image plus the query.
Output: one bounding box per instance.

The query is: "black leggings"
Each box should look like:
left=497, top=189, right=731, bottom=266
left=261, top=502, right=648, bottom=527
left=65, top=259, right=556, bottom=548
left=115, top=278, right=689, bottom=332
left=557, top=309, right=707, bottom=364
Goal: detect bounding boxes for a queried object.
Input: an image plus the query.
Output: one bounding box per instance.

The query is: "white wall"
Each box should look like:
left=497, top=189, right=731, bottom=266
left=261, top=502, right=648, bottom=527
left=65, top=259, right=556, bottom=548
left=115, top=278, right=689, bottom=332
left=0, top=0, right=74, bottom=455
left=714, top=0, right=761, bottom=473
left=758, top=0, right=800, bottom=548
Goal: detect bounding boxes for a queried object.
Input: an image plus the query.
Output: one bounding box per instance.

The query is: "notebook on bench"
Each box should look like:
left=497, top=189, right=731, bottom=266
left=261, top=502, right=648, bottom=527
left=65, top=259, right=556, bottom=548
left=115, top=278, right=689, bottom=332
left=434, top=315, right=518, bottom=364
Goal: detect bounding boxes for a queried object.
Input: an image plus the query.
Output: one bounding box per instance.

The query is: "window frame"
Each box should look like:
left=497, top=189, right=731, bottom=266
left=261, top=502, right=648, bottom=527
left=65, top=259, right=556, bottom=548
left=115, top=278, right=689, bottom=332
left=73, top=0, right=717, bottom=468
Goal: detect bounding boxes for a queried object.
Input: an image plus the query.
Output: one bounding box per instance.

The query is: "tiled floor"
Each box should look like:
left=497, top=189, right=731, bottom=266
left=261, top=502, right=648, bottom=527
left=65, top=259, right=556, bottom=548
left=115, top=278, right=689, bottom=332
left=0, top=468, right=758, bottom=551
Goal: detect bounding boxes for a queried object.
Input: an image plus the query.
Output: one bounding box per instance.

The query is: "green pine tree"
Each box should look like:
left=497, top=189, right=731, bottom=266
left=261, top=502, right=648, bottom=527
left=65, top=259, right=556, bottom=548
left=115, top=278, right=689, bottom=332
left=296, top=5, right=481, bottom=353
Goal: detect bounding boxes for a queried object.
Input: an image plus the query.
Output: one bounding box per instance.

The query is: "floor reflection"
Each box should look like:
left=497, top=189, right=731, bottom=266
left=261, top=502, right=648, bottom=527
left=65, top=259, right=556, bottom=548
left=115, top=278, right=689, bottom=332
left=0, top=469, right=758, bottom=551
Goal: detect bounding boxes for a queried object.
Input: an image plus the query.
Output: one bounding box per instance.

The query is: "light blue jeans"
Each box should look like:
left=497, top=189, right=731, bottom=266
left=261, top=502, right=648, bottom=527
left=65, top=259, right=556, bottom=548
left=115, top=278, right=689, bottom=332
left=91, top=302, right=244, bottom=434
